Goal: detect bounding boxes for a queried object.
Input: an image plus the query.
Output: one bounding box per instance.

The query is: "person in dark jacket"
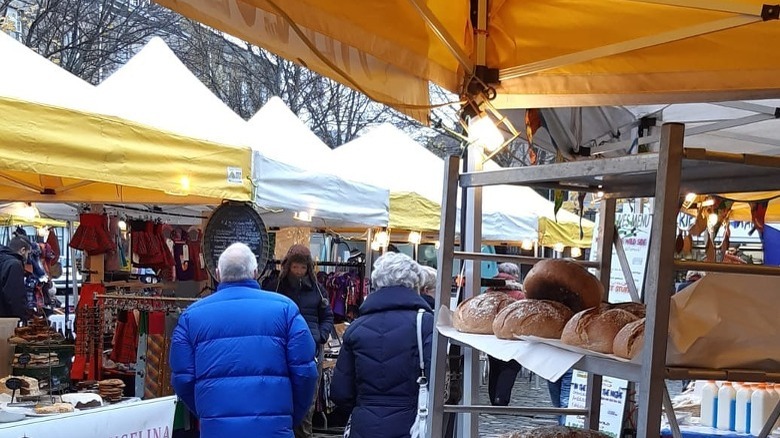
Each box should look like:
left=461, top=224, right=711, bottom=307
left=486, top=262, right=525, bottom=406
left=0, top=236, right=31, bottom=320
left=170, top=243, right=318, bottom=438
left=331, top=252, right=434, bottom=438
left=269, top=244, right=334, bottom=438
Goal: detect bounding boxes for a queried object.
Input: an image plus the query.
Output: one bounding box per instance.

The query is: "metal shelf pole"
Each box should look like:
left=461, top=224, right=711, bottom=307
left=428, top=155, right=461, bottom=438
left=458, top=145, right=484, bottom=438
left=637, top=122, right=686, bottom=437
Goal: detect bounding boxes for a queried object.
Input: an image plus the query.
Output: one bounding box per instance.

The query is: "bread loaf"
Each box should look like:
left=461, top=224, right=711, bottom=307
left=561, top=307, right=639, bottom=354
left=492, top=299, right=573, bottom=340
left=34, top=402, right=74, bottom=414
left=523, top=259, right=604, bottom=313
left=453, top=292, right=515, bottom=334
left=610, top=302, right=646, bottom=319
left=612, top=318, right=645, bottom=360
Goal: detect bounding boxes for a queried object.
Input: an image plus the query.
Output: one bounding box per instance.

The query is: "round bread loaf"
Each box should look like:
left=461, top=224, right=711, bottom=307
left=610, top=302, right=646, bottom=319
left=561, top=307, right=639, bottom=354
left=492, top=299, right=573, bottom=340
left=453, top=292, right=516, bottom=334
left=500, top=426, right=610, bottom=438
left=613, top=318, right=645, bottom=360
left=523, top=259, right=604, bottom=313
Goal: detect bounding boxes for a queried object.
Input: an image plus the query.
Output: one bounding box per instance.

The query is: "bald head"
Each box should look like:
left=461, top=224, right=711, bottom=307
left=217, top=243, right=258, bottom=283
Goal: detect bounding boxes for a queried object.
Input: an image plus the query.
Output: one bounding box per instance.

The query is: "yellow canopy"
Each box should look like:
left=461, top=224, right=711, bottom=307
left=390, top=192, right=441, bottom=231
left=0, top=97, right=252, bottom=204
left=538, top=217, right=594, bottom=249
left=0, top=215, right=68, bottom=228
left=155, top=0, right=780, bottom=120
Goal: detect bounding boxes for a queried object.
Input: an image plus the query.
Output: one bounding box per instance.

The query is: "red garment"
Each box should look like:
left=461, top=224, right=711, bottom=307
left=46, top=228, right=60, bottom=261
left=148, top=312, right=165, bottom=335
left=110, top=310, right=139, bottom=364
left=70, top=213, right=114, bottom=255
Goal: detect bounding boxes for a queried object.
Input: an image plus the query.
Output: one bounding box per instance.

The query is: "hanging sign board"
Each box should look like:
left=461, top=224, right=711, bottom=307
left=202, top=202, right=269, bottom=279
left=565, top=370, right=628, bottom=438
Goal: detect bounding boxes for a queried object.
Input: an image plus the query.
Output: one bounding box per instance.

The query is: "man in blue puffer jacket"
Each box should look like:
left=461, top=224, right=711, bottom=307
left=331, top=252, right=434, bottom=438
left=170, top=243, right=319, bottom=438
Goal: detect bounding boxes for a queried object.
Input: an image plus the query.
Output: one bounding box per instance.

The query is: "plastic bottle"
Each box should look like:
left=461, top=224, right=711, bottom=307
left=701, top=380, right=719, bottom=428
left=750, top=384, right=780, bottom=436
left=735, top=383, right=753, bottom=433
left=717, top=381, right=737, bottom=431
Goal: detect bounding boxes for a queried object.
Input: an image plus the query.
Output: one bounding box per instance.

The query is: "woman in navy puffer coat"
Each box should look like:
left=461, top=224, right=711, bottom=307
left=331, top=252, right=433, bottom=438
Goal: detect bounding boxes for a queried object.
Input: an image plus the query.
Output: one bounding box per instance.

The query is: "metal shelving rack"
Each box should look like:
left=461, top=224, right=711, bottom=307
left=428, top=123, right=780, bottom=438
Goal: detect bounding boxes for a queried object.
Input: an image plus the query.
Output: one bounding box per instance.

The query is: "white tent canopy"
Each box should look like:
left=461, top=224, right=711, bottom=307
left=0, top=31, right=98, bottom=112
left=247, top=96, right=334, bottom=171
left=334, top=123, right=589, bottom=242
left=253, top=153, right=388, bottom=229
left=626, top=101, right=780, bottom=156
left=93, top=38, right=388, bottom=228
left=95, top=36, right=249, bottom=147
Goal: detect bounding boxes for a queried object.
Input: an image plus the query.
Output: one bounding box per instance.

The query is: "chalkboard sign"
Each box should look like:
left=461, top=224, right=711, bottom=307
left=202, top=202, right=269, bottom=280
left=4, top=377, right=22, bottom=391
left=17, top=353, right=31, bottom=366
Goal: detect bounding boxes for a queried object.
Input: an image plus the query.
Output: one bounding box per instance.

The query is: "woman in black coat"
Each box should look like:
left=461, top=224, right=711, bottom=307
left=331, top=252, right=433, bottom=438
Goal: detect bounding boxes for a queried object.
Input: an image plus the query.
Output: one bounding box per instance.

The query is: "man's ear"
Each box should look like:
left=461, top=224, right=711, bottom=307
left=215, top=268, right=221, bottom=282
left=253, top=269, right=258, bottom=279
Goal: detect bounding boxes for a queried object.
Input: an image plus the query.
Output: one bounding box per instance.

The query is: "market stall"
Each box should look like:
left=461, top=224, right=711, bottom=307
left=428, top=125, right=780, bottom=438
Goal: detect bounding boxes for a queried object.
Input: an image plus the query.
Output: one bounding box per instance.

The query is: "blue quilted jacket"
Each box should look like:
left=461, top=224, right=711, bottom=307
left=331, top=286, right=433, bottom=438
left=170, top=279, right=318, bottom=438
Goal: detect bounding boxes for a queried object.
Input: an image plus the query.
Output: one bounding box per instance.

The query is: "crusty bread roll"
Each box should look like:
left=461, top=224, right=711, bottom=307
left=613, top=318, right=645, bottom=360
left=523, top=259, right=604, bottom=313
left=561, top=307, right=639, bottom=354
left=453, top=292, right=515, bottom=334
left=34, top=402, right=74, bottom=414
left=610, top=302, right=646, bottom=319
left=492, top=299, right=574, bottom=340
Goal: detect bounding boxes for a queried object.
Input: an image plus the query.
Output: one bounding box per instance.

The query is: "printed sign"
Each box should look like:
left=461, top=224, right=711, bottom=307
left=591, top=213, right=653, bottom=303
left=227, top=166, right=243, bottom=184
left=565, top=370, right=628, bottom=438
left=0, top=396, right=177, bottom=437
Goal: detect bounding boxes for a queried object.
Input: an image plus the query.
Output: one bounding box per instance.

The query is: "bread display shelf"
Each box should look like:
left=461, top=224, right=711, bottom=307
left=429, top=124, right=780, bottom=438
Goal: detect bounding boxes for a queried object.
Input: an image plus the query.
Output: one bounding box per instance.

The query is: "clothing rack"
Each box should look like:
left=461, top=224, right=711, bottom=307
left=266, top=259, right=364, bottom=268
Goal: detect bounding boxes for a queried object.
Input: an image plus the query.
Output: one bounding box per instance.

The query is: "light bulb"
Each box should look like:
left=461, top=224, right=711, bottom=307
left=434, top=241, right=440, bottom=249
left=685, top=193, right=697, bottom=203
left=570, top=247, right=582, bottom=258
left=179, top=176, right=191, bottom=192
left=521, top=239, right=533, bottom=251
left=553, top=243, right=565, bottom=253
left=293, top=211, right=312, bottom=222
left=117, top=220, right=127, bottom=232
left=708, top=213, right=719, bottom=228
left=702, top=198, right=715, bottom=207
left=408, top=231, right=422, bottom=245
left=468, top=114, right=504, bottom=153
left=374, top=231, right=389, bottom=248
left=596, top=191, right=605, bottom=199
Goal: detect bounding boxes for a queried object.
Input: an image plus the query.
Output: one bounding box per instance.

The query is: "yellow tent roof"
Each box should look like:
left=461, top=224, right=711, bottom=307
left=390, top=192, right=441, bottom=231
left=0, top=97, right=252, bottom=204
left=155, top=0, right=780, bottom=120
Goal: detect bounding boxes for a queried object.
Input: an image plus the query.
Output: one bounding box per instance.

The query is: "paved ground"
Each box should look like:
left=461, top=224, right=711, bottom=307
left=313, top=370, right=685, bottom=437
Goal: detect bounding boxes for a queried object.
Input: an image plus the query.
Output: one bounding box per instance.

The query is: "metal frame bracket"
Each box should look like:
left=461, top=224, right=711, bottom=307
left=762, top=4, right=780, bottom=20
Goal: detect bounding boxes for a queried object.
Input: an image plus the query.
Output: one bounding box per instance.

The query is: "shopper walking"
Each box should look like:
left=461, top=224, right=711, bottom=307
left=331, top=252, right=433, bottom=438
left=268, top=244, right=334, bottom=438
left=170, top=243, right=318, bottom=438
left=0, top=236, right=32, bottom=320
left=486, top=262, right=525, bottom=406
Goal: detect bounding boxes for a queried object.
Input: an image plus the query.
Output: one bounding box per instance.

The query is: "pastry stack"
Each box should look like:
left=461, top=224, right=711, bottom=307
left=98, top=379, right=125, bottom=402
left=13, top=352, right=59, bottom=367
left=8, top=317, right=64, bottom=344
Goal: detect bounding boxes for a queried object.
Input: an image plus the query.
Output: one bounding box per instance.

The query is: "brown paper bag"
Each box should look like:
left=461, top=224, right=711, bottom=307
left=667, top=273, right=780, bottom=369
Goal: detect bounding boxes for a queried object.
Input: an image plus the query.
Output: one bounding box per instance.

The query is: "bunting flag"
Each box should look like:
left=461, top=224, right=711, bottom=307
left=525, top=108, right=544, bottom=165
left=711, top=197, right=733, bottom=237
left=553, top=190, right=564, bottom=222
left=749, top=200, right=769, bottom=236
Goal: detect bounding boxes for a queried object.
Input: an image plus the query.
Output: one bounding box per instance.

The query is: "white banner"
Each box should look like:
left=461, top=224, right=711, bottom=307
left=565, top=370, right=628, bottom=438
left=0, top=396, right=177, bottom=438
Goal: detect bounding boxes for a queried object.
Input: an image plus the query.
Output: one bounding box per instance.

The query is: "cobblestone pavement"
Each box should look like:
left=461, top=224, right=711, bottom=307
left=314, top=371, right=684, bottom=437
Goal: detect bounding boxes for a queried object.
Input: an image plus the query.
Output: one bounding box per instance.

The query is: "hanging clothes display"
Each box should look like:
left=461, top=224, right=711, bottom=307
left=324, top=271, right=364, bottom=322
left=70, top=213, right=114, bottom=256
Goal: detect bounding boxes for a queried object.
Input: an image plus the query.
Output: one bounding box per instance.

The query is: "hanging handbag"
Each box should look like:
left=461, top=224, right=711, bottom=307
left=410, top=308, right=429, bottom=438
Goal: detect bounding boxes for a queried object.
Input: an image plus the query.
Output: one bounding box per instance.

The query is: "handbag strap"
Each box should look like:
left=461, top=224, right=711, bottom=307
left=416, top=309, right=425, bottom=379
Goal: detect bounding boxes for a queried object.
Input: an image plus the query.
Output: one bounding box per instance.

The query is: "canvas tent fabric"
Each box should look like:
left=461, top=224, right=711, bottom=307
left=253, top=153, right=389, bottom=228
left=333, top=124, right=593, bottom=246
left=155, top=0, right=780, bottom=121
left=96, top=37, right=250, bottom=148
left=0, top=97, right=252, bottom=204
left=0, top=33, right=252, bottom=204
left=247, top=96, right=334, bottom=171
